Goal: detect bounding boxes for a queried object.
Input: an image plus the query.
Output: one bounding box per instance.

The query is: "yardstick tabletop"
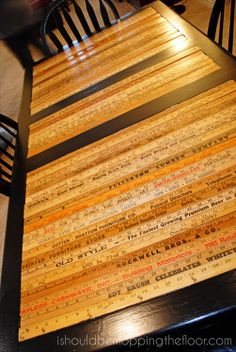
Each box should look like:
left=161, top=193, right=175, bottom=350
left=1, top=2, right=236, bottom=352
left=31, top=7, right=187, bottom=115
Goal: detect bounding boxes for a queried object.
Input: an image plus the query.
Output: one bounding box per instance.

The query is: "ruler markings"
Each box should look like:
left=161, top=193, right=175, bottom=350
left=27, top=81, right=236, bottom=181
left=20, top=222, right=236, bottom=313
left=20, top=203, right=235, bottom=303
left=31, top=46, right=202, bottom=137
left=21, top=191, right=235, bottom=280
left=33, top=8, right=159, bottom=79
left=33, top=18, right=179, bottom=88
left=31, top=25, right=187, bottom=114
left=26, top=98, right=236, bottom=194
left=31, top=30, right=188, bottom=114
left=21, top=181, right=236, bottom=271
left=26, top=83, right=236, bottom=190
left=19, top=239, right=236, bottom=340
left=21, top=79, right=236, bottom=341
left=33, top=14, right=167, bottom=85
left=25, top=123, right=236, bottom=226
left=23, top=140, right=236, bottom=238
left=22, top=167, right=236, bottom=260
left=22, top=166, right=236, bottom=258
left=28, top=48, right=218, bottom=156
left=23, top=144, right=236, bottom=246
left=24, top=110, right=236, bottom=216
left=29, top=52, right=215, bottom=151
left=21, top=212, right=235, bottom=297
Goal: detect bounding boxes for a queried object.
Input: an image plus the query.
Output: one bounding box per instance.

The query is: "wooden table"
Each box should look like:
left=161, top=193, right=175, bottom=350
left=1, top=2, right=236, bottom=352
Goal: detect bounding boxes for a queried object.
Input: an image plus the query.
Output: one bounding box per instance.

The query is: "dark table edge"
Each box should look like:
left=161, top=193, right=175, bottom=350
left=30, top=0, right=236, bottom=122
left=19, top=270, right=236, bottom=352
left=0, top=2, right=235, bottom=352
left=27, top=68, right=235, bottom=171
left=27, top=0, right=236, bottom=171
left=31, top=40, right=194, bottom=123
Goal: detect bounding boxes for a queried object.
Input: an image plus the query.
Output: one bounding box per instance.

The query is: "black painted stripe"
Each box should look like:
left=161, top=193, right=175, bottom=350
left=32, top=8, right=142, bottom=68
left=31, top=40, right=194, bottom=123
left=27, top=69, right=234, bottom=172
left=151, top=1, right=236, bottom=68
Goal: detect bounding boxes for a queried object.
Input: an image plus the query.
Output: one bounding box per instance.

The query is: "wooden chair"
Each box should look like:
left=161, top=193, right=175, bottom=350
left=1, top=0, right=52, bottom=68
left=208, top=0, right=235, bottom=56
left=0, top=114, right=18, bottom=197
left=41, top=0, right=121, bottom=55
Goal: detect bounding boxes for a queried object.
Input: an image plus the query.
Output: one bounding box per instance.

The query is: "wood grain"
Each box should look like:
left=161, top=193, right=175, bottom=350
left=26, top=85, right=236, bottom=217
left=19, top=7, right=235, bottom=341
left=7, top=0, right=235, bottom=345
left=33, top=8, right=158, bottom=79
left=24, top=85, right=236, bottom=229
left=31, top=8, right=189, bottom=114
left=26, top=80, right=236, bottom=190
left=28, top=47, right=219, bottom=156
left=33, top=12, right=163, bottom=86
left=20, top=82, right=236, bottom=340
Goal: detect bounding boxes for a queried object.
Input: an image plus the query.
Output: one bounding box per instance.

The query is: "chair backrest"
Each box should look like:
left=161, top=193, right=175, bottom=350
left=208, top=0, right=235, bottom=55
left=0, top=114, right=18, bottom=197
left=41, top=0, right=121, bottom=55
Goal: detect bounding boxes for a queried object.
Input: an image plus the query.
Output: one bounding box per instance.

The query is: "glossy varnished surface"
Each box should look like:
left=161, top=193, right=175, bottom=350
left=28, top=45, right=219, bottom=156
left=20, top=80, right=236, bottom=340
left=32, top=7, right=189, bottom=114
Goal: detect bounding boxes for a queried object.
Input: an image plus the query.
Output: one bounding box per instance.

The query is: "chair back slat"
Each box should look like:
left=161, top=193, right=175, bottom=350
left=62, top=6, right=82, bottom=42
left=85, top=0, right=101, bottom=32
left=53, top=9, right=73, bottom=46
left=0, top=159, right=13, bottom=172
left=41, top=0, right=123, bottom=55
left=72, top=0, right=92, bottom=36
left=0, top=146, right=14, bottom=161
left=0, top=168, right=12, bottom=181
left=48, top=31, right=64, bottom=52
left=0, top=114, right=18, bottom=196
left=218, top=6, right=225, bottom=46
left=104, top=0, right=120, bottom=20
left=208, top=0, right=235, bottom=56
left=100, top=0, right=112, bottom=27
